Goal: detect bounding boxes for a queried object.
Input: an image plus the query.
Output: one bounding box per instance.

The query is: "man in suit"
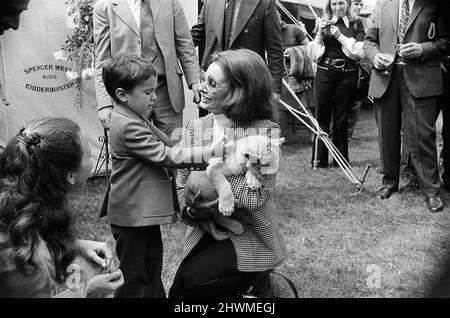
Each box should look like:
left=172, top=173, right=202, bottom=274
left=190, top=0, right=284, bottom=102
left=364, top=0, right=450, bottom=212
left=93, top=0, right=200, bottom=141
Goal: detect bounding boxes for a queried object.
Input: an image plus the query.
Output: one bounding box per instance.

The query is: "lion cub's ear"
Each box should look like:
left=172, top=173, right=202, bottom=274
left=260, top=138, right=284, bottom=175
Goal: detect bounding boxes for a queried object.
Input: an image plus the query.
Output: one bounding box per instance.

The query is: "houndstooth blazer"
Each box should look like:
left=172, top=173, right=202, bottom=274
left=176, top=114, right=288, bottom=272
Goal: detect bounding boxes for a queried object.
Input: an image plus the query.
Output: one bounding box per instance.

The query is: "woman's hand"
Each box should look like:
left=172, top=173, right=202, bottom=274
left=76, top=239, right=113, bottom=269
left=329, top=25, right=342, bottom=39
left=186, top=191, right=220, bottom=219
left=85, top=270, right=124, bottom=297
left=316, top=18, right=327, bottom=34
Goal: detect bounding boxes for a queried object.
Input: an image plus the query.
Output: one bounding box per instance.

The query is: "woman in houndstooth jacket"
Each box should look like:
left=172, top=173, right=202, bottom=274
left=169, top=49, right=288, bottom=298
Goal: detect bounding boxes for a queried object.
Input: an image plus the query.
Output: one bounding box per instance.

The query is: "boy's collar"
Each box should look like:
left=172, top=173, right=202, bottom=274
left=114, top=103, right=146, bottom=122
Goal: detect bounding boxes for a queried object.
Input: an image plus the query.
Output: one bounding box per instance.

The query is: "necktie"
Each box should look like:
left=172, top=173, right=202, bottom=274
left=140, top=0, right=158, bottom=62
left=223, top=0, right=235, bottom=50
left=398, top=0, right=410, bottom=44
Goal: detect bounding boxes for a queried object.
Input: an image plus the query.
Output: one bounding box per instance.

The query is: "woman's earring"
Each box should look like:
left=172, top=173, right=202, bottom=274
left=67, top=172, right=76, bottom=185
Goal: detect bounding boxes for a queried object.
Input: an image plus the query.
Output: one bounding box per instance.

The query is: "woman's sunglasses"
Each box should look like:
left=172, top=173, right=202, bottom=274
left=198, top=69, right=226, bottom=93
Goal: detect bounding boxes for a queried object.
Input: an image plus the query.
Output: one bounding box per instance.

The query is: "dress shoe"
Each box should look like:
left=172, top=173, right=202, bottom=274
left=376, top=187, right=397, bottom=199
left=426, top=196, right=444, bottom=213
left=399, top=175, right=419, bottom=193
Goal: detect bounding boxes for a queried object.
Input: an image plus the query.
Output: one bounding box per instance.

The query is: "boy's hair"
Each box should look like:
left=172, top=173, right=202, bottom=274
left=102, top=54, right=157, bottom=103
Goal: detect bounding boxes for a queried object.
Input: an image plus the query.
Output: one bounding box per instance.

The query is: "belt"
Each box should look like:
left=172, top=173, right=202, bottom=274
left=320, top=57, right=356, bottom=69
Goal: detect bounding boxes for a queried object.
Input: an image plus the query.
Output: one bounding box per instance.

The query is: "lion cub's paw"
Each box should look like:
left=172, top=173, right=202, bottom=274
left=219, top=192, right=235, bottom=216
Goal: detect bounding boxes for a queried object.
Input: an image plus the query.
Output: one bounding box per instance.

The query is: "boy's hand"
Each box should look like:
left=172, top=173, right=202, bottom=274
left=211, top=137, right=236, bottom=159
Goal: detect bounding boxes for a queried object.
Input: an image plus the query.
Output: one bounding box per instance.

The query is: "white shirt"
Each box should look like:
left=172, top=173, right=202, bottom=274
left=331, top=15, right=350, bottom=29
left=328, top=15, right=365, bottom=60
left=399, top=0, right=415, bottom=26
left=127, top=0, right=141, bottom=29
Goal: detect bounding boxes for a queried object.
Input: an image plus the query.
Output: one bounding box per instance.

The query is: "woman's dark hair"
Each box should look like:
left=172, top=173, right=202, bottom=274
left=0, top=117, right=83, bottom=284
left=102, top=53, right=158, bottom=104
left=324, top=0, right=357, bottom=22
left=209, top=49, right=276, bottom=123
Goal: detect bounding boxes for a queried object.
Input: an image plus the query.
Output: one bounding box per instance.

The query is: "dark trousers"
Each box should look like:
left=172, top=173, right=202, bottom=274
left=312, top=65, right=358, bottom=167
left=169, top=234, right=260, bottom=298
left=400, top=69, right=450, bottom=188
left=439, top=70, right=450, bottom=187
left=110, top=224, right=165, bottom=298
left=374, top=65, right=440, bottom=197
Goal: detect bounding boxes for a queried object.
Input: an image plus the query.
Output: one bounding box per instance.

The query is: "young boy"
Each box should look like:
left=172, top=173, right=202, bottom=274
left=101, top=54, right=218, bottom=298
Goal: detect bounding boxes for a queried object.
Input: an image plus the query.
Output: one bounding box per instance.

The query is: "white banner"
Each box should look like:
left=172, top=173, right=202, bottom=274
left=0, top=0, right=199, bottom=175
left=0, top=0, right=104, bottom=174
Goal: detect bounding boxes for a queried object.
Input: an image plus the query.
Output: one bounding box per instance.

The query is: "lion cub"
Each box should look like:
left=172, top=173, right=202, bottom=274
left=184, top=135, right=284, bottom=240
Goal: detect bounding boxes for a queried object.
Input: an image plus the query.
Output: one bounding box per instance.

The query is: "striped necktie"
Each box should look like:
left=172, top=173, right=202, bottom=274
left=140, top=0, right=157, bottom=62
left=223, top=0, right=235, bottom=50
left=398, top=0, right=410, bottom=44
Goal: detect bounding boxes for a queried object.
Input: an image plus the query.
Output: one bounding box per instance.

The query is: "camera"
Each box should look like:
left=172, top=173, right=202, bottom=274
left=321, top=21, right=334, bottom=36
left=323, top=21, right=334, bottom=30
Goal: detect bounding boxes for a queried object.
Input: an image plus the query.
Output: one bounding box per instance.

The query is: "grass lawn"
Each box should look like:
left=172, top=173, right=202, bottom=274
left=68, top=105, right=450, bottom=297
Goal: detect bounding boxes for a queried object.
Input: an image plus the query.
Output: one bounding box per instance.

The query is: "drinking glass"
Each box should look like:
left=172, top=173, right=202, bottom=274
left=396, top=44, right=407, bottom=65
left=380, top=53, right=395, bottom=75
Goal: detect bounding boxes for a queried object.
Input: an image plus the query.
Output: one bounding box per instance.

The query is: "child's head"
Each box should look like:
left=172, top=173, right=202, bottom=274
left=0, top=117, right=91, bottom=284
left=102, top=54, right=158, bottom=117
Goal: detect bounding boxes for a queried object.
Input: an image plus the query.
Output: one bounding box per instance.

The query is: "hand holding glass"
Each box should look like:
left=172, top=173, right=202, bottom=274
left=396, top=44, right=407, bottom=65
left=380, top=54, right=395, bottom=75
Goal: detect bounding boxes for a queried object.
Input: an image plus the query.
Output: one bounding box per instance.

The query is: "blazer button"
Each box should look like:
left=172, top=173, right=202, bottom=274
left=190, top=167, right=195, bottom=171
left=244, top=29, right=248, bottom=33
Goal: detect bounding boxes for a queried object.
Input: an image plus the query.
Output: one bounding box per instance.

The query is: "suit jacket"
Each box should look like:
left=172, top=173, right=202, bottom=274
left=93, top=0, right=199, bottom=112
left=190, top=0, right=284, bottom=94
left=107, top=104, right=208, bottom=227
left=364, top=0, right=450, bottom=99
left=176, top=114, right=288, bottom=272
